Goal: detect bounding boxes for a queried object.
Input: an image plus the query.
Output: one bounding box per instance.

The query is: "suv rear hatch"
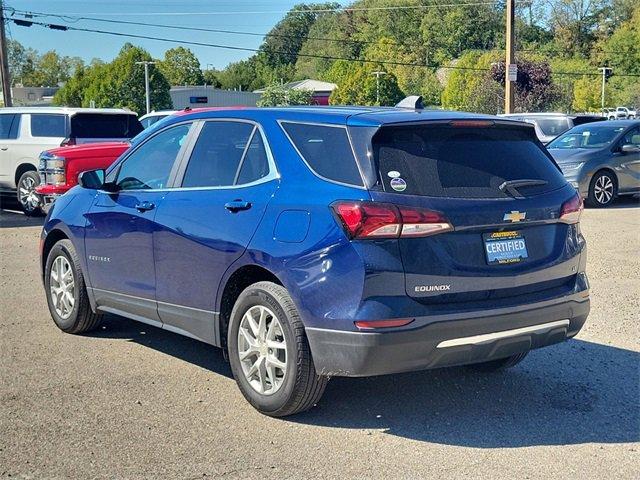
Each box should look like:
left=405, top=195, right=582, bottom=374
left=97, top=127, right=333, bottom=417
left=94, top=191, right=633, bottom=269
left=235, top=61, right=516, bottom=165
left=354, top=120, right=583, bottom=309
left=68, top=113, right=143, bottom=144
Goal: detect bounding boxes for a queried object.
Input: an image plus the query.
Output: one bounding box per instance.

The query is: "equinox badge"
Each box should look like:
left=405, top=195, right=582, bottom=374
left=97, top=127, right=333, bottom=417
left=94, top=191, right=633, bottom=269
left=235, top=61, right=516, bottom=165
left=503, top=211, right=526, bottom=222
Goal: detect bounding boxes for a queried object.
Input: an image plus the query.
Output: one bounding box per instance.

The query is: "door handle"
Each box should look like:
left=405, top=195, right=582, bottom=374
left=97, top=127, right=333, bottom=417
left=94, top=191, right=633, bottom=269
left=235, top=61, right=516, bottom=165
left=224, top=200, right=252, bottom=212
left=135, top=201, right=155, bottom=212
left=0, top=147, right=7, bottom=151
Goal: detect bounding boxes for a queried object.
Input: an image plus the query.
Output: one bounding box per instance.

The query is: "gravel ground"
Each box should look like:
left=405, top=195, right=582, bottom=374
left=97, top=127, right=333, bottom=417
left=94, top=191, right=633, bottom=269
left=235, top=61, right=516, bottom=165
left=0, top=197, right=638, bottom=479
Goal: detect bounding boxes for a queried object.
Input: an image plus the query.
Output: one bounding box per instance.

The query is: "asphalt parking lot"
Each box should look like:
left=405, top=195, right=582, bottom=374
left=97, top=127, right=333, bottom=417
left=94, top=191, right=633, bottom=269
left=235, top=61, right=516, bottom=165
left=1, top=197, right=638, bottom=479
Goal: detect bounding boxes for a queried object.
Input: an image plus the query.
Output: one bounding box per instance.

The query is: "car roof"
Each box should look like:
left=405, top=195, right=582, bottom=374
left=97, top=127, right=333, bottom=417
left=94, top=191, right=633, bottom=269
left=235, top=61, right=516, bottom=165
left=573, top=119, right=639, bottom=127
left=169, top=106, right=502, bottom=128
left=139, top=110, right=178, bottom=120
left=0, top=107, right=137, bottom=115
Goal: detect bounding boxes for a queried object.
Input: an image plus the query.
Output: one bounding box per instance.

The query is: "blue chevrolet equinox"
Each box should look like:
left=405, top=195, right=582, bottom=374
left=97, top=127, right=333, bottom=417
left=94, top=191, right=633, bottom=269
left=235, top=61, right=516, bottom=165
left=40, top=104, right=590, bottom=416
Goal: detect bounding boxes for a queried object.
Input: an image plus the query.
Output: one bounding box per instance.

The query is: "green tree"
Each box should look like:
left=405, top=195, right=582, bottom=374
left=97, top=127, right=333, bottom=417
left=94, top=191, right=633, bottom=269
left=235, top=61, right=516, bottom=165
left=203, top=69, right=221, bottom=88
left=159, top=47, right=205, bottom=86
left=256, top=83, right=313, bottom=106
left=217, top=59, right=263, bottom=91
left=573, top=76, right=606, bottom=111
left=329, top=63, right=404, bottom=106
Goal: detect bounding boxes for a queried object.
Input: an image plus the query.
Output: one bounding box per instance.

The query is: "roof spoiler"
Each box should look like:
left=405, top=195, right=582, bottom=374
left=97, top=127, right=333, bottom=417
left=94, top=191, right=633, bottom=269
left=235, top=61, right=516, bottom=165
left=395, top=95, right=424, bottom=110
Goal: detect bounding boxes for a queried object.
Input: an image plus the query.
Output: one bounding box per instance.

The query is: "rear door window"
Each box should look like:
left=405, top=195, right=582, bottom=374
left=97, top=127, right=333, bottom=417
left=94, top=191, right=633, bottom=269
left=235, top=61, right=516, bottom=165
left=281, top=122, right=363, bottom=186
left=30, top=114, right=67, bottom=138
left=70, top=113, right=143, bottom=140
left=373, top=124, right=566, bottom=198
left=181, top=121, right=257, bottom=188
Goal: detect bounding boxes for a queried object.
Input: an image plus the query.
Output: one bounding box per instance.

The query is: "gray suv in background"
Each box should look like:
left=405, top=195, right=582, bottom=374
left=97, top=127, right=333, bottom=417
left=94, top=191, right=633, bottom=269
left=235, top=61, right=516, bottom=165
left=501, top=113, right=604, bottom=144
left=547, top=120, right=640, bottom=207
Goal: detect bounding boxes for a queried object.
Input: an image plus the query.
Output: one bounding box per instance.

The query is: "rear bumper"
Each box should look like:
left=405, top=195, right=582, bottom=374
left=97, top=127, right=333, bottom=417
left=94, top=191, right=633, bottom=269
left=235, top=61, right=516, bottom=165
left=306, top=293, right=589, bottom=377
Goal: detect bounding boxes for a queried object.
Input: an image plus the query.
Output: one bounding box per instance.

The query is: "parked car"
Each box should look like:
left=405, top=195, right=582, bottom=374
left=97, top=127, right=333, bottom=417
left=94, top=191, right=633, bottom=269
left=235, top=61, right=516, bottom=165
left=500, top=113, right=604, bottom=144
left=602, top=108, right=617, bottom=120
left=612, top=107, right=636, bottom=119
left=41, top=105, right=589, bottom=416
left=0, top=107, right=143, bottom=215
left=547, top=120, right=640, bottom=207
left=139, top=110, right=177, bottom=129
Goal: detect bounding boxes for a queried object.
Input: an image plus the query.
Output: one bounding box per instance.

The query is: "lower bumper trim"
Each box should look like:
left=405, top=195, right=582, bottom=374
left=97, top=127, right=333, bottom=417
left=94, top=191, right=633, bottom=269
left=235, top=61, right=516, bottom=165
left=436, top=319, right=570, bottom=349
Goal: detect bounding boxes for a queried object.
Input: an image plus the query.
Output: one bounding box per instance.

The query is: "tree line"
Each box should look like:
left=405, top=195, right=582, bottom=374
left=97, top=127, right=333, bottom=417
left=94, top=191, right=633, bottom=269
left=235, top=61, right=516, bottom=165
left=8, top=0, right=639, bottom=113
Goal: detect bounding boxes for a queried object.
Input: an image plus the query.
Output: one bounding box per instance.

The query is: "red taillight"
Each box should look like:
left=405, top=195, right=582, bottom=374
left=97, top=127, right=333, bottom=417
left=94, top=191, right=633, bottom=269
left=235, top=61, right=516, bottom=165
left=331, top=201, right=453, bottom=240
left=354, top=319, right=414, bottom=330
left=559, top=193, right=583, bottom=224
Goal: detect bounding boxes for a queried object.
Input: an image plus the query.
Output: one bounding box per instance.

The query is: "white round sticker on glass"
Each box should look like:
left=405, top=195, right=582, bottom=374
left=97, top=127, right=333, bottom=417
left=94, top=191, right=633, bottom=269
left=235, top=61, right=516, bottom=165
left=390, top=177, right=407, bottom=192
left=387, top=170, right=401, bottom=178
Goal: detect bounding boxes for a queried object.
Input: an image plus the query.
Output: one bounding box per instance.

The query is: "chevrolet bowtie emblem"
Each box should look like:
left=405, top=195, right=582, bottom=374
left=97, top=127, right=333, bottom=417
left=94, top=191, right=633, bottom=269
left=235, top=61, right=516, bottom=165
left=503, top=211, right=526, bottom=222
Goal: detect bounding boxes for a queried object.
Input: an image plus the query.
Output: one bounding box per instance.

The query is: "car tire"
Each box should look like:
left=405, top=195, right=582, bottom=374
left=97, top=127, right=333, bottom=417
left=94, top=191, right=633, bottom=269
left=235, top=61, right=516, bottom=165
left=227, top=281, right=328, bottom=417
left=17, top=170, right=43, bottom=216
left=44, top=239, right=102, bottom=334
left=468, top=352, right=529, bottom=372
left=586, top=170, right=617, bottom=208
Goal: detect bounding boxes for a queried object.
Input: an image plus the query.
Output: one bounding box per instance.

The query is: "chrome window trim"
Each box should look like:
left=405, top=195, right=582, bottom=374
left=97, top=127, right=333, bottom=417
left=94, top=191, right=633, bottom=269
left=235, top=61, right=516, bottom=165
left=172, top=118, right=280, bottom=191
left=277, top=119, right=366, bottom=189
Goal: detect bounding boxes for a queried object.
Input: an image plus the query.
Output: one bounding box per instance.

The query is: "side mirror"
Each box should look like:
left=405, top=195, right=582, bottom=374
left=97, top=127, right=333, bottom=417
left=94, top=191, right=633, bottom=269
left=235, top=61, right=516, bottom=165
left=78, top=169, right=106, bottom=189
left=620, top=144, right=640, bottom=154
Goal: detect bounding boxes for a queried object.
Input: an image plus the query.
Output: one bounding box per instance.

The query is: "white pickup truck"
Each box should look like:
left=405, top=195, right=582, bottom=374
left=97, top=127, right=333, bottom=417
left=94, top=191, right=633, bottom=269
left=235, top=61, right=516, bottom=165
left=612, top=107, right=637, bottom=119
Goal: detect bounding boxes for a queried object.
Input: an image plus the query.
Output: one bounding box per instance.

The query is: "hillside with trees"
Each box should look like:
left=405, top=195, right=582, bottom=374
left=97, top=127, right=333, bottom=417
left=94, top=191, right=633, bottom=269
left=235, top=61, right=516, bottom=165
left=8, top=0, right=639, bottom=113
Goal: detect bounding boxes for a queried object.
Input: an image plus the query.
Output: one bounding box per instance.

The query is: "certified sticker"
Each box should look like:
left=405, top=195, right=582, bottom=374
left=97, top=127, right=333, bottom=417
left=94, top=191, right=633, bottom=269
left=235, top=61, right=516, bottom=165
left=387, top=170, right=401, bottom=178
left=390, top=177, right=407, bottom=192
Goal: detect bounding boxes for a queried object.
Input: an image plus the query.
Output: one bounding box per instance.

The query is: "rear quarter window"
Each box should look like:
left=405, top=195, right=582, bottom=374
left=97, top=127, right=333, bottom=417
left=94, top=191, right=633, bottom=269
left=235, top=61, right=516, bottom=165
left=281, top=122, right=363, bottom=186
left=373, top=124, right=566, bottom=198
left=30, top=114, right=67, bottom=138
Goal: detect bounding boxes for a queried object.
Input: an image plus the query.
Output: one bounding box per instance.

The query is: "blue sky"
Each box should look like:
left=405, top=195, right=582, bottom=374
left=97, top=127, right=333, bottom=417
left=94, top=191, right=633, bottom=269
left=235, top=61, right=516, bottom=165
left=7, top=0, right=350, bottom=69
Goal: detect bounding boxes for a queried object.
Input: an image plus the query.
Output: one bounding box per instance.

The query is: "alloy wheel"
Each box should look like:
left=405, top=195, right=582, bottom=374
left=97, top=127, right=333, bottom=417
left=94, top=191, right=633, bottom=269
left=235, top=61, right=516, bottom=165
left=237, top=305, right=287, bottom=395
left=594, top=174, right=614, bottom=205
left=50, top=255, right=75, bottom=319
left=18, top=175, right=40, bottom=212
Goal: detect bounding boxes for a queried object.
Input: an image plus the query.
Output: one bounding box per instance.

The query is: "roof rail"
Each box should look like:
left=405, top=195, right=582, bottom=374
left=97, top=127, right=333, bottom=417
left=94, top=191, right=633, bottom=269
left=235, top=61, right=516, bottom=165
left=395, top=95, right=424, bottom=110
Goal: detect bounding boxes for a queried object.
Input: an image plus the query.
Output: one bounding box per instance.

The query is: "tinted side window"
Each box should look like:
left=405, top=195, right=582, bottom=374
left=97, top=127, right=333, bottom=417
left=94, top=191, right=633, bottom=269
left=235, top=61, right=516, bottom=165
left=116, top=124, right=190, bottom=190
left=182, top=121, right=254, bottom=188
left=30, top=114, right=67, bottom=137
left=621, top=127, right=640, bottom=145
left=70, top=113, right=143, bottom=139
left=236, top=131, right=270, bottom=184
left=281, top=122, right=362, bottom=186
left=0, top=114, right=17, bottom=140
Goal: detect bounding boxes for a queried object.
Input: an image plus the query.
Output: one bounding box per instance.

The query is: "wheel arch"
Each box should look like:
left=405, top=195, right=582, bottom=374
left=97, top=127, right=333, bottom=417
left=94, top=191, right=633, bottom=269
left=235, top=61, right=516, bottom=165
left=216, top=263, right=283, bottom=348
left=41, top=228, right=70, bottom=279
left=15, top=162, right=38, bottom=187
left=590, top=167, right=618, bottom=187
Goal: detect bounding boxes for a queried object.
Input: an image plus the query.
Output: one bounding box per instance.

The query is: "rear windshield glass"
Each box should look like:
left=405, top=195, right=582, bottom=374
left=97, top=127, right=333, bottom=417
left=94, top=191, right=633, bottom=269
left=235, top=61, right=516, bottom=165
left=373, top=124, right=566, bottom=198
left=281, top=122, right=363, bottom=186
left=70, top=113, right=143, bottom=139
left=531, top=118, right=569, bottom=137
left=31, top=114, right=67, bottom=137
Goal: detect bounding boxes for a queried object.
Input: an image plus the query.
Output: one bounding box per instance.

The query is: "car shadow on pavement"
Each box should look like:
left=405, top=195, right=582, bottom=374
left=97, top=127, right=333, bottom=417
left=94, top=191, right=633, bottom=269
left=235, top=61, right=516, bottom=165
left=290, top=339, right=639, bottom=448
left=0, top=206, right=45, bottom=228
left=86, top=314, right=233, bottom=379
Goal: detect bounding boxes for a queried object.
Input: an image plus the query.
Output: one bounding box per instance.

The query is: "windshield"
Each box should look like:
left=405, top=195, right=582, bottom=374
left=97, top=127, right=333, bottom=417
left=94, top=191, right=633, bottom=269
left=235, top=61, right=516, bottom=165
left=548, top=125, right=625, bottom=150
left=70, top=113, right=143, bottom=139
left=372, top=124, right=566, bottom=199
left=129, top=114, right=175, bottom=146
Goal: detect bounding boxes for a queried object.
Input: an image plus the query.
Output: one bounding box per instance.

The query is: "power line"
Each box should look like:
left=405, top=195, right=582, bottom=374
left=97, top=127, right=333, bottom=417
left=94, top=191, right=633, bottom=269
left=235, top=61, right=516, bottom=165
left=8, top=18, right=491, bottom=72
left=10, top=2, right=500, bottom=17
left=7, top=17, right=640, bottom=78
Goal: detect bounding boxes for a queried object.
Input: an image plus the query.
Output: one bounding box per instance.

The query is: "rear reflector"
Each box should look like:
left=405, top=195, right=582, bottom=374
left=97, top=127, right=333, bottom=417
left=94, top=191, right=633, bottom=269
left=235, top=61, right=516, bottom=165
left=354, top=319, right=414, bottom=330
left=331, top=201, right=453, bottom=240
left=559, top=193, right=583, bottom=224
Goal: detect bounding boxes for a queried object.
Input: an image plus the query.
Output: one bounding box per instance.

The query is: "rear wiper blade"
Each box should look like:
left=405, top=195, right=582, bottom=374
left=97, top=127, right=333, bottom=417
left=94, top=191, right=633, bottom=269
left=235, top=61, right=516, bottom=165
left=499, top=179, right=548, bottom=199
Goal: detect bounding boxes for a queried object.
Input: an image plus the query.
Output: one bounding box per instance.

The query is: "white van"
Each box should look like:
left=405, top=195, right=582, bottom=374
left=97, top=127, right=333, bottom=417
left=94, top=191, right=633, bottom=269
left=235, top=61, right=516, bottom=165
left=0, top=107, right=142, bottom=215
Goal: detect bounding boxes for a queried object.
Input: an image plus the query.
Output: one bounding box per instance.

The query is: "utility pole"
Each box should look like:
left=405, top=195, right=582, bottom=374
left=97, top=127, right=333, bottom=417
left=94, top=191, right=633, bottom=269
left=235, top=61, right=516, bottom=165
left=504, top=0, right=515, bottom=114
left=135, top=61, right=156, bottom=114
left=371, top=71, right=386, bottom=105
left=599, top=67, right=612, bottom=111
left=0, top=0, right=13, bottom=107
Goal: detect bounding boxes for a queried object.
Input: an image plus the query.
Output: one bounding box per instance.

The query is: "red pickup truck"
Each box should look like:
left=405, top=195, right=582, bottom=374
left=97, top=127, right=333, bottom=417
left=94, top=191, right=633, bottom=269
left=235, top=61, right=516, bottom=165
left=36, top=142, right=130, bottom=209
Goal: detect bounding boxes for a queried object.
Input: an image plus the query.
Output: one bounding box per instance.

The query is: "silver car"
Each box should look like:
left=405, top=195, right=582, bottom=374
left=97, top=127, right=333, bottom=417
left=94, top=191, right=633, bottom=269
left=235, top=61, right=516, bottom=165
left=501, top=113, right=604, bottom=144
left=547, top=120, right=640, bottom=207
